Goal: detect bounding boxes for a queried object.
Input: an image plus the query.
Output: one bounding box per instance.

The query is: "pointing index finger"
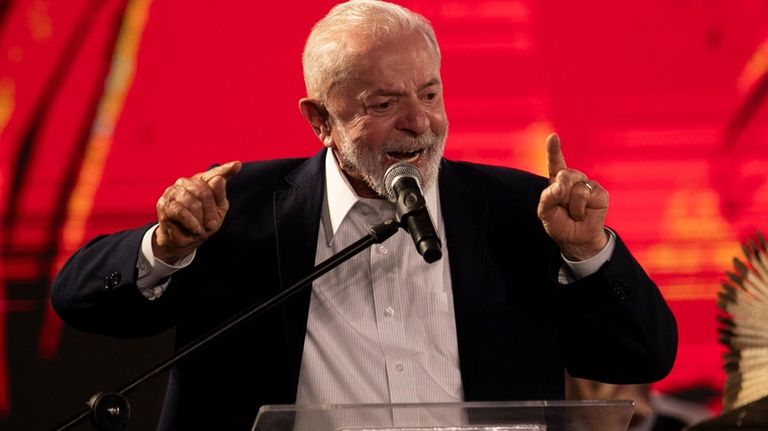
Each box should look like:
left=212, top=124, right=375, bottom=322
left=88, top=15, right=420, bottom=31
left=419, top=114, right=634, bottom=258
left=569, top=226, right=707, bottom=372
left=546, top=133, right=567, bottom=180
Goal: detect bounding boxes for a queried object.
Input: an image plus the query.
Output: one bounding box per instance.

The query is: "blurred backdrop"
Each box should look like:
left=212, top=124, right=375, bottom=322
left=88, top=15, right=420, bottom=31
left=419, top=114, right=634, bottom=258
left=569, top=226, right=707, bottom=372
left=0, top=0, right=767, bottom=429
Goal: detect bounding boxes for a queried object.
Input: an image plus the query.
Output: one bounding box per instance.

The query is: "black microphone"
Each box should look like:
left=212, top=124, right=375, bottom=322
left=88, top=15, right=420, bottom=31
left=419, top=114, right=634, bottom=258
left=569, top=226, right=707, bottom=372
left=384, top=162, right=442, bottom=263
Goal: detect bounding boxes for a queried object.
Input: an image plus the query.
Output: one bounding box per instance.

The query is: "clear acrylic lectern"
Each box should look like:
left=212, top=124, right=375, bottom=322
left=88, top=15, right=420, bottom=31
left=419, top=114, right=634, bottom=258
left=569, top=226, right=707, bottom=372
left=253, top=400, right=635, bottom=431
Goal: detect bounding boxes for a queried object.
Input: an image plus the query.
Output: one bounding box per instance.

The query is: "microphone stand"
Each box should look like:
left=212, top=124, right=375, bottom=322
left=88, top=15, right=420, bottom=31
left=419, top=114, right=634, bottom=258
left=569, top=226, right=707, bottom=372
left=52, top=218, right=400, bottom=431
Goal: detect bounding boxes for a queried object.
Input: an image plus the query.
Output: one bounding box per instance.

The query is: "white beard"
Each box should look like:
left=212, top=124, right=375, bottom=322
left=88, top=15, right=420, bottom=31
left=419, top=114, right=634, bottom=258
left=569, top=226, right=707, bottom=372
left=333, top=126, right=447, bottom=198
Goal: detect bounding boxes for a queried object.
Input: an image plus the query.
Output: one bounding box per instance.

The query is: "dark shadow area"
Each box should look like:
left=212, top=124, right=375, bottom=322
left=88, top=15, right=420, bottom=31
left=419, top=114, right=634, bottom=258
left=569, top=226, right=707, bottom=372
left=3, top=283, right=174, bottom=431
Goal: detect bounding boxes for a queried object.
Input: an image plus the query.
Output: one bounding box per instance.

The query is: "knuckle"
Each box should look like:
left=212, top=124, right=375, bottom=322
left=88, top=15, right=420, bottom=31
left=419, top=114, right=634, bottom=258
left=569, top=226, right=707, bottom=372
left=161, top=185, right=177, bottom=200
left=190, top=176, right=207, bottom=188
left=189, top=199, right=203, bottom=213
left=198, top=185, right=215, bottom=201
left=187, top=179, right=215, bottom=201
left=166, top=200, right=182, bottom=218
left=169, top=184, right=188, bottom=201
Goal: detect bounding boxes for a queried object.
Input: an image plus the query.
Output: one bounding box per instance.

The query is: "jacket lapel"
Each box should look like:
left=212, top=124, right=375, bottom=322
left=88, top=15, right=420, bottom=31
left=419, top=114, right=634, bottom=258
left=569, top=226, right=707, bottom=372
left=273, top=149, right=326, bottom=399
left=438, top=159, right=489, bottom=400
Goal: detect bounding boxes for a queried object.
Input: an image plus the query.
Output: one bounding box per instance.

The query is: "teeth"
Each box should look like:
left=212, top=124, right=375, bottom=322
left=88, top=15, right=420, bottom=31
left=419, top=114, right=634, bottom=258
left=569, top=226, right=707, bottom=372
left=387, top=149, right=422, bottom=162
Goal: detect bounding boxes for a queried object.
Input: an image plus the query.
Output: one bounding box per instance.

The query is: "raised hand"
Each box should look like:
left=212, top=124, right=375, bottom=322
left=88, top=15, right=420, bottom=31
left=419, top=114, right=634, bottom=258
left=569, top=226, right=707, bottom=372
left=537, top=134, right=609, bottom=260
left=153, top=161, right=242, bottom=263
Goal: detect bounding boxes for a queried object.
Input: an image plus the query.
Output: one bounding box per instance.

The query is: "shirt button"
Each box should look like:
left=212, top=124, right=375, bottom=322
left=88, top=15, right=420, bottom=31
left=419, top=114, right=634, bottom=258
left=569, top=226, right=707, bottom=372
left=376, top=245, right=389, bottom=255
left=384, top=307, right=395, bottom=317
left=395, top=362, right=405, bottom=372
left=104, top=271, right=121, bottom=289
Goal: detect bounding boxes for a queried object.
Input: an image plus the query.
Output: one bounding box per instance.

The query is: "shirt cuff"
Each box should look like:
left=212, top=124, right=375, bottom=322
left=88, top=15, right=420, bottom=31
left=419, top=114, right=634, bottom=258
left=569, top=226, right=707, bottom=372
left=559, top=229, right=616, bottom=282
left=136, top=224, right=196, bottom=299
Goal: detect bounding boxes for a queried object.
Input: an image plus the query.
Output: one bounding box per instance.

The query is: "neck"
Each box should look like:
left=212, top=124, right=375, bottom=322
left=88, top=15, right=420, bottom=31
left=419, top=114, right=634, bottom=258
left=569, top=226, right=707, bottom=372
left=330, top=149, right=384, bottom=199
left=347, top=176, right=381, bottom=199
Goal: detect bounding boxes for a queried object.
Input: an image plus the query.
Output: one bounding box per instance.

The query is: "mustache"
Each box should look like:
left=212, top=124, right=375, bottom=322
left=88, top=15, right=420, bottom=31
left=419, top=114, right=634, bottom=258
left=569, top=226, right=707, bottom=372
left=382, top=131, right=442, bottom=152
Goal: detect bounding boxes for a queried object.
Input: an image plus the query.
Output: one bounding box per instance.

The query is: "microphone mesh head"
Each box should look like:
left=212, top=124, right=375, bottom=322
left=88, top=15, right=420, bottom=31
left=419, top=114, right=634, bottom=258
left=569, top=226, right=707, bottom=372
left=383, top=162, right=423, bottom=202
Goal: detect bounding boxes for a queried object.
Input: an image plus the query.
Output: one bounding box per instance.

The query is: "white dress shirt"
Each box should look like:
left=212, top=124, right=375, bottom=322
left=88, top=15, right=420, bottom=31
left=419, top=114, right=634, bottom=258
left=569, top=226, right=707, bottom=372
left=295, top=150, right=463, bottom=405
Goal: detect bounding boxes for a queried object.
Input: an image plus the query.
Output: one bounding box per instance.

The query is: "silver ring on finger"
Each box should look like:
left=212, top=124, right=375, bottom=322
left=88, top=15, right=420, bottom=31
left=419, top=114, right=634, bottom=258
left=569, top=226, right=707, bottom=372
left=581, top=180, right=593, bottom=193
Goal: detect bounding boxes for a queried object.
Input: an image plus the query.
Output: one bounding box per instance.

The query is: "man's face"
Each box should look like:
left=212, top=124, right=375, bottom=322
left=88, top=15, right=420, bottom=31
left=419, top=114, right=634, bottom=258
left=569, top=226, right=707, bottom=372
left=325, top=31, right=448, bottom=198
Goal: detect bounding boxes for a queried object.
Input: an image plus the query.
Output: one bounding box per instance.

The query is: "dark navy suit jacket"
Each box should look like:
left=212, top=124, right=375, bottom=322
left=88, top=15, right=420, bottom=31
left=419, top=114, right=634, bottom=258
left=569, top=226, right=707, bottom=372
left=52, top=149, right=677, bottom=430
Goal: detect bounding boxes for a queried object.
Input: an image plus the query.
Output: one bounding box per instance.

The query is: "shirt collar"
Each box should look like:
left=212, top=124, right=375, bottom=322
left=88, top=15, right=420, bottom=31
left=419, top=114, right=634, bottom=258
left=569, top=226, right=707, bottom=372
left=323, top=149, right=440, bottom=240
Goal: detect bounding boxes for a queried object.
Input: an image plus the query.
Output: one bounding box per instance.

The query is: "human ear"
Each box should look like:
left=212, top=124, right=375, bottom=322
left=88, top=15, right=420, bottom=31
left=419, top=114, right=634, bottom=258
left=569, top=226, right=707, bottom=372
left=299, top=98, right=333, bottom=147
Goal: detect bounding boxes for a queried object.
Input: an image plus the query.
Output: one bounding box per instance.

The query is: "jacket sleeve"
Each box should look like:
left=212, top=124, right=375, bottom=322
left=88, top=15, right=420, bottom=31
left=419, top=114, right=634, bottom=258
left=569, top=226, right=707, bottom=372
left=557, top=234, right=678, bottom=383
left=51, top=224, right=181, bottom=338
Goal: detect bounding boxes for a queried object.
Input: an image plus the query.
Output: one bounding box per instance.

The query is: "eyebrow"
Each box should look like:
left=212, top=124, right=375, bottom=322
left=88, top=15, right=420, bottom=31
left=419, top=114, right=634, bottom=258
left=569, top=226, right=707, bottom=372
left=361, top=78, right=442, bottom=99
left=418, top=78, right=442, bottom=92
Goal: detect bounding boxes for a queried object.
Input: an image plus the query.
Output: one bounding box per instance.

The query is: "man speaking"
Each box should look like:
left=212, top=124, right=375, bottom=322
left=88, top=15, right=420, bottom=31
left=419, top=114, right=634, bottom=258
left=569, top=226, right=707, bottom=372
left=51, top=1, right=677, bottom=429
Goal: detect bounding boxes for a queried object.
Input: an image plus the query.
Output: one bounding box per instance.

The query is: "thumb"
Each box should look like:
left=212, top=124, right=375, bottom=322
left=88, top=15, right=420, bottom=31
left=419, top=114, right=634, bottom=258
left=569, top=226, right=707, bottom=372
left=199, top=161, right=241, bottom=207
left=201, top=161, right=242, bottom=183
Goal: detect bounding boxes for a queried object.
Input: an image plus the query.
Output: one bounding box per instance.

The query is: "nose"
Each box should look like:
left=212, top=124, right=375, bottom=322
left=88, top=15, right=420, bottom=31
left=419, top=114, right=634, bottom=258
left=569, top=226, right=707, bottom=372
left=396, top=98, right=430, bottom=137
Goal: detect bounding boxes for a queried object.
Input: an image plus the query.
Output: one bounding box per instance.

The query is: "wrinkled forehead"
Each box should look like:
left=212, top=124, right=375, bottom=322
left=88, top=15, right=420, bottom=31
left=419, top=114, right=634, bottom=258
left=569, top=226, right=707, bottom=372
left=327, top=30, right=440, bottom=96
left=344, top=26, right=439, bottom=58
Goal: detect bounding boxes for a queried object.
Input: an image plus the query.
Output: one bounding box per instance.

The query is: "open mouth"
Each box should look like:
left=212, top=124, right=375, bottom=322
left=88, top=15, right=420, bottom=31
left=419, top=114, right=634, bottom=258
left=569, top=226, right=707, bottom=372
left=386, top=149, right=424, bottom=163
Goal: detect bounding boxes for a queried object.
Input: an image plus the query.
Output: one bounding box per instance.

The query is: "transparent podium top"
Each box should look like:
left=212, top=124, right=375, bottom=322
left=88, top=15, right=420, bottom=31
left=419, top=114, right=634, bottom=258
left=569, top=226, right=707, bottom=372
left=253, top=400, right=635, bottom=431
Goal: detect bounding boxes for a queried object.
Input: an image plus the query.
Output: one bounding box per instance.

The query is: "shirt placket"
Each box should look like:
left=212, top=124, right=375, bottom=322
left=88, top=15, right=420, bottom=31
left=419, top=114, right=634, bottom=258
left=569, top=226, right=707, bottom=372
left=365, top=211, right=417, bottom=405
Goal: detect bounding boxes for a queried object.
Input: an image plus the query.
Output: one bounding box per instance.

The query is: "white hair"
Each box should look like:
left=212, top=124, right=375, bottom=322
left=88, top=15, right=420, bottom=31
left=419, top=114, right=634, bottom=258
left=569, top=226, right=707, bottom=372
left=302, top=0, right=440, bottom=101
